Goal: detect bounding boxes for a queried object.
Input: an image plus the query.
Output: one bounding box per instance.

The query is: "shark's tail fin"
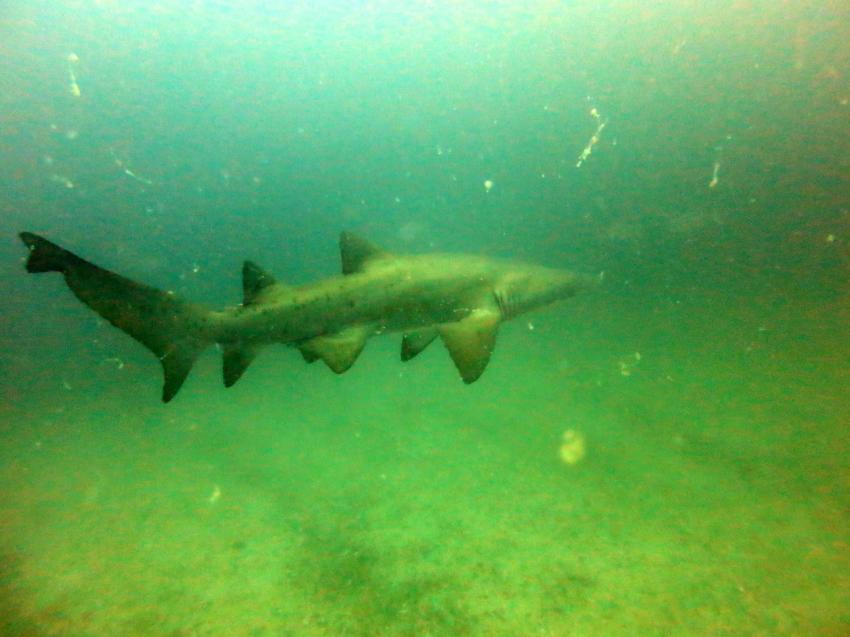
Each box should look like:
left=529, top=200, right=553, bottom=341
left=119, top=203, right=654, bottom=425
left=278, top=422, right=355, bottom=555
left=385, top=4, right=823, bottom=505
left=20, top=231, right=79, bottom=273
left=20, top=232, right=211, bottom=402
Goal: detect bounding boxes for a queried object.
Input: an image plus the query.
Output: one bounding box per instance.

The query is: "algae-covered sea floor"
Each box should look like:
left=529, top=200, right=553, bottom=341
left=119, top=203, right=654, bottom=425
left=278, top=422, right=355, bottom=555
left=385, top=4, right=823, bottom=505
left=1, top=287, right=848, bottom=636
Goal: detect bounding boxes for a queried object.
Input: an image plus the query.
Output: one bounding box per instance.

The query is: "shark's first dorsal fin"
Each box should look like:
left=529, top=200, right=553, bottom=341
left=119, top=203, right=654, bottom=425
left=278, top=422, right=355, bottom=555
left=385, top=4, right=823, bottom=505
left=242, top=260, right=281, bottom=305
left=340, top=232, right=389, bottom=275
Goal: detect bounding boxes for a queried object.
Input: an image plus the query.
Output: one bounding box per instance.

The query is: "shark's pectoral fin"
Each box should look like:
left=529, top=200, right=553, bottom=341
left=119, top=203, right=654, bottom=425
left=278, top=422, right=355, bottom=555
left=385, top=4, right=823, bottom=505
left=299, top=325, right=370, bottom=374
left=438, top=310, right=500, bottom=383
left=401, top=328, right=438, bottom=361
left=222, top=342, right=262, bottom=387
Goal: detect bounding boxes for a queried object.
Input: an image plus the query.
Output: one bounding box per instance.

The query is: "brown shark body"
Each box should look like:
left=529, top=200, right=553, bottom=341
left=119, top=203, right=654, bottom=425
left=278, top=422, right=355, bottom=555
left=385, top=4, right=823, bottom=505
left=19, top=231, right=597, bottom=402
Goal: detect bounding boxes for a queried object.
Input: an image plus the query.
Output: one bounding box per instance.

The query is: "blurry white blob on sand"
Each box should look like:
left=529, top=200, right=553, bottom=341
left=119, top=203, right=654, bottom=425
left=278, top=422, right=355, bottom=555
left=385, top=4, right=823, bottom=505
left=559, top=430, right=587, bottom=465
left=208, top=485, right=221, bottom=504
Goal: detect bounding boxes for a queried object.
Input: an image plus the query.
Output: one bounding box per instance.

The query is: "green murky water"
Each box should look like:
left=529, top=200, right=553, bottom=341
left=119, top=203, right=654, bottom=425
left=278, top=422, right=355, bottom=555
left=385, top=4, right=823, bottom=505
left=1, top=1, right=848, bottom=635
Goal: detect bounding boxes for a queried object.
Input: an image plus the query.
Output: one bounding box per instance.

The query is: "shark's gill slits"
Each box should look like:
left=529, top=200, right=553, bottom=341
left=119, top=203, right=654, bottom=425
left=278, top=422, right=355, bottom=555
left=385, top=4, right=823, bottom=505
left=495, top=289, right=516, bottom=320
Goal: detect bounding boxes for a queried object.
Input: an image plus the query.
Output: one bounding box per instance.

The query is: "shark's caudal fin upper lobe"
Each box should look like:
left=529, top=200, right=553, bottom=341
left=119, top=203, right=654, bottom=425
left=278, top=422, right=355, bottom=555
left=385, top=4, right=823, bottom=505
left=19, top=232, right=210, bottom=402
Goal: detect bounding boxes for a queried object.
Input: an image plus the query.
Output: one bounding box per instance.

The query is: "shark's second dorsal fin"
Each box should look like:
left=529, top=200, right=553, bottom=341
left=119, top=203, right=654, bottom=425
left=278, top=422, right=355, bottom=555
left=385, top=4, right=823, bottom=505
left=242, top=260, right=282, bottom=305
left=340, top=232, right=389, bottom=275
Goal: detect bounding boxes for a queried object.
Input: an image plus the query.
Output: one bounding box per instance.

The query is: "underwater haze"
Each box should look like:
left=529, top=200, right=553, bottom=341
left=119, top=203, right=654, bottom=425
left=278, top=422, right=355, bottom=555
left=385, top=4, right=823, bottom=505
left=1, top=0, right=849, bottom=635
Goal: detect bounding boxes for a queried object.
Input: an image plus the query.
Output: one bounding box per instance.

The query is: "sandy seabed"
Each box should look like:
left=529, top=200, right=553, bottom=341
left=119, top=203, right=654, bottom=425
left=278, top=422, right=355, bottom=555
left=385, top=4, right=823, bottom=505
left=1, top=288, right=848, bottom=636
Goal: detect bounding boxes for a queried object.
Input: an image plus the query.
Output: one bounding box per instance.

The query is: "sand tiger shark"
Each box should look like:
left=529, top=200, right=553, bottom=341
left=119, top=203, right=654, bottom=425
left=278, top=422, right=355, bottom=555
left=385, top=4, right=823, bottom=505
left=19, top=231, right=598, bottom=402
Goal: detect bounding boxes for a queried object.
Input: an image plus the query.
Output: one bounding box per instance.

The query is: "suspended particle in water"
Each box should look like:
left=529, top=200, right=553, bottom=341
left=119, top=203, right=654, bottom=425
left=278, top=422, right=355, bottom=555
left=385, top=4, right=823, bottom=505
left=50, top=174, right=75, bottom=189
left=67, top=52, right=81, bottom=97
left=576, top=107, right=607, bottom=168
left=484, top=179, right=494, bottom=192
left=709, top=161, right=721, bottom=188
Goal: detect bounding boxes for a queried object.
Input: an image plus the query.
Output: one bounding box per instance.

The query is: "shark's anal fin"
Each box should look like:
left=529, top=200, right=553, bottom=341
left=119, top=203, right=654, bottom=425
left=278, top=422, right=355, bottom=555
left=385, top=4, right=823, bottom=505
left=222, top=342, right=261, bottom=387
left=298, top=326, right=370, bottom=374
left=161, top=340, right=205, bottom=402
left=20, top=231, right=210, bottom=403
left=401, top=328, right=438, bottom=361
left=438, top=309, right=500, bottom=383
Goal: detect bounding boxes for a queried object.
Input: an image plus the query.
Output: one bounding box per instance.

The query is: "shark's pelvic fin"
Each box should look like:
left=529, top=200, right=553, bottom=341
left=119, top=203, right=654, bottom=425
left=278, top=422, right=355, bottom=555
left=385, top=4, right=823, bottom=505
left=298, top=325, right=370, bottom=374
left=401, top=328, right=438, bottom=361
left=438, top=309, right=500, bottom=383
left=339, top=232, right=390, bottom=275
left=19, top=232, right=210, bottom=402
